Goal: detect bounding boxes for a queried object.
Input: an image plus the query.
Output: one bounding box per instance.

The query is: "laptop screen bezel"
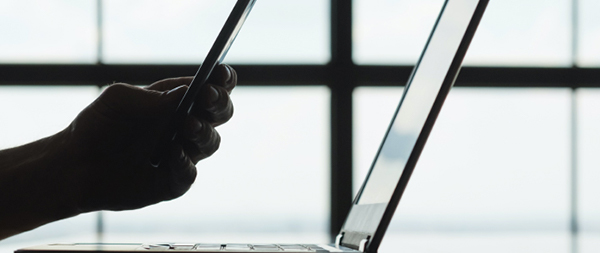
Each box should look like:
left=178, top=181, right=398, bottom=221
left=339, top=0, right=490, bottom=252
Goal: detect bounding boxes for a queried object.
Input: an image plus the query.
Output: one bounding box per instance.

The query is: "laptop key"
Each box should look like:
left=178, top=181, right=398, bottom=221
left=142, top=243, right=171, bottom=251
left=251, top=244, right=281, bottom=252
left=193, top=244, right=222, bottom=251
left=278, top=245, right=313, bottom=252
left=223, top=244, right=252, bottom=251
left=171, top=243, right=195, bottom=250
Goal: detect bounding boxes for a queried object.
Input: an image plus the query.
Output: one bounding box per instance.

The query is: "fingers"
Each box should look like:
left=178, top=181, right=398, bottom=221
left=159, top=117, right=220, bottom=200
left=140, top=65, right=236, bottom=127
left=192, top=64, right=237, bottom=126
left=146, top=64, right=235, bottom=93
left=181, top=117, right=221, bottom=164
left=144, top=64, right=233, bottom=200
left=162, top=145, right=197, bottom=200
left=208, top=64, right=237, bottom=93
left=96, top=83, right=187, bottom=119
left=147, top=76, right=194, bottom=92
left=196, top=85, right=234, bottom=127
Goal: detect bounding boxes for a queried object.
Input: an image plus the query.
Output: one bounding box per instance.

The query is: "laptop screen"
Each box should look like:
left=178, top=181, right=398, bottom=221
left=340, top=1, right=488, bottom=250
left=357, top=0, right=479, bottom=206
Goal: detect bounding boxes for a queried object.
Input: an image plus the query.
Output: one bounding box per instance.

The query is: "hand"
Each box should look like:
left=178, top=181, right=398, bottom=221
left=60, top=64, right=236, bottom=212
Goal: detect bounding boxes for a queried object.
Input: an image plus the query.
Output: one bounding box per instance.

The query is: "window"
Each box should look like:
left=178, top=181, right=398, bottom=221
left=103, top=0, right=329, bottom=64
left=1, top=1, right=599, bottom=253
left=464, top=0, right=572, bottom=66
left=353, top=0, right=572, bottom=66
left=354, top=87, right=571, bottom=252
left=577, top=89, right=600, bottom=253
left=578, top=0, right=600, bottom=67
left=0, top=0, right=97, bottom=63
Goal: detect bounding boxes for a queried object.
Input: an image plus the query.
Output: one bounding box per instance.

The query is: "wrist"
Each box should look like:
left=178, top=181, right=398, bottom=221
left=21, top=128, right=84, bottom=221
left=43, top=127, right=87, bottom=217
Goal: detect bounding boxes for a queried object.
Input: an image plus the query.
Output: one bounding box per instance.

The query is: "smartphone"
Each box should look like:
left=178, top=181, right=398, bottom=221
left=151, top=0, right=256, bottom=167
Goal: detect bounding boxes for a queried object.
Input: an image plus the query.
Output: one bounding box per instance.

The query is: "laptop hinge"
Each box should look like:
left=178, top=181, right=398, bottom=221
left=336, top=232, right=369, bottom=252
left=335, top=233, right=344, bottom=248
left=358, top=238, right=369, bottom=253
left=338, top=231, right=371, bottom=252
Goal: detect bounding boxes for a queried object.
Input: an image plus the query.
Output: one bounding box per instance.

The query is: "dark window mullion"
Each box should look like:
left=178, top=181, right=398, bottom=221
left=329, top=0, right=355, bottom=240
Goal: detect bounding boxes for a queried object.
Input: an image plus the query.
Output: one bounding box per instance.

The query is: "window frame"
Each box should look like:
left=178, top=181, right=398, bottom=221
left=0, top=0, right=592, bottom=245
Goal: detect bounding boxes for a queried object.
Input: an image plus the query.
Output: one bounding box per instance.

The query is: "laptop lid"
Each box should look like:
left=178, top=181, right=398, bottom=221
left=338, top=0, right=489, bottom=252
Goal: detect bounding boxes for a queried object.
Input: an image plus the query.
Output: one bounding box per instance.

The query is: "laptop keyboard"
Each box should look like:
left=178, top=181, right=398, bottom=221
left=142, top=243, right=317, bottom=252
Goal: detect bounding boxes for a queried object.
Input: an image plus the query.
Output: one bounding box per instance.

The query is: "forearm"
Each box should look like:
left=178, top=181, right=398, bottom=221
left=0, top=129, right=82, bottom=240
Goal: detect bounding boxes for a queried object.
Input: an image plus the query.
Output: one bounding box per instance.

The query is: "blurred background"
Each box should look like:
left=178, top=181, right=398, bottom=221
left=0, top=0, right=599, bottom=252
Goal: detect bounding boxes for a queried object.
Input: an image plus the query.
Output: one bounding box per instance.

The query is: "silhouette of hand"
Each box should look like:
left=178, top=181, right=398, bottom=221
left=61, top=64, right=236, bottom=212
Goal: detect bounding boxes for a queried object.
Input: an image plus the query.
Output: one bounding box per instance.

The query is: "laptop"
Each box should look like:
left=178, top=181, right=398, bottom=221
left=16, top=0, right=488, bottom=252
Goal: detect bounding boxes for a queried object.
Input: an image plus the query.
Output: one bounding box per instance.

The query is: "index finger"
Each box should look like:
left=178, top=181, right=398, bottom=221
left=146, top=76, right=194, bottom=92
left=207, top=64, right=237, bottom=94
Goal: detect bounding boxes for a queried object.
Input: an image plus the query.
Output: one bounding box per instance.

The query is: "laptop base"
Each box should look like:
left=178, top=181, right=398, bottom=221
left=15, top=243, right=360, bottom=253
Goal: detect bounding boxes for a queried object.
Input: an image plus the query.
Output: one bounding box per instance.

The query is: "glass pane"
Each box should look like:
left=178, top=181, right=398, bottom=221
left=0, top=0, right=97, bottom=63
left=103, top=86, right=330, bottom=244
left=578, top=0, right=600, bottom=67
left=577, top=88, right=600, bottom=253
left=465, top=0, right=572, bottom=66
left=0, top=86, right=99, bottom=149
left=353, top=87, right=404, bottom=193
left=103, top=0, right=329, bottom=64
left=353, top=0, right=444, bottom=65
left=353, top=0, right=572, bottom=67
left=354, top=87, right=571, bottom=252
left=0, top=86, right=99, bottom=251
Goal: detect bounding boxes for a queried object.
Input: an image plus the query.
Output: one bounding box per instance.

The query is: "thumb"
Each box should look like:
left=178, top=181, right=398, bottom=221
left=97, top=83, right=188, bottom=119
